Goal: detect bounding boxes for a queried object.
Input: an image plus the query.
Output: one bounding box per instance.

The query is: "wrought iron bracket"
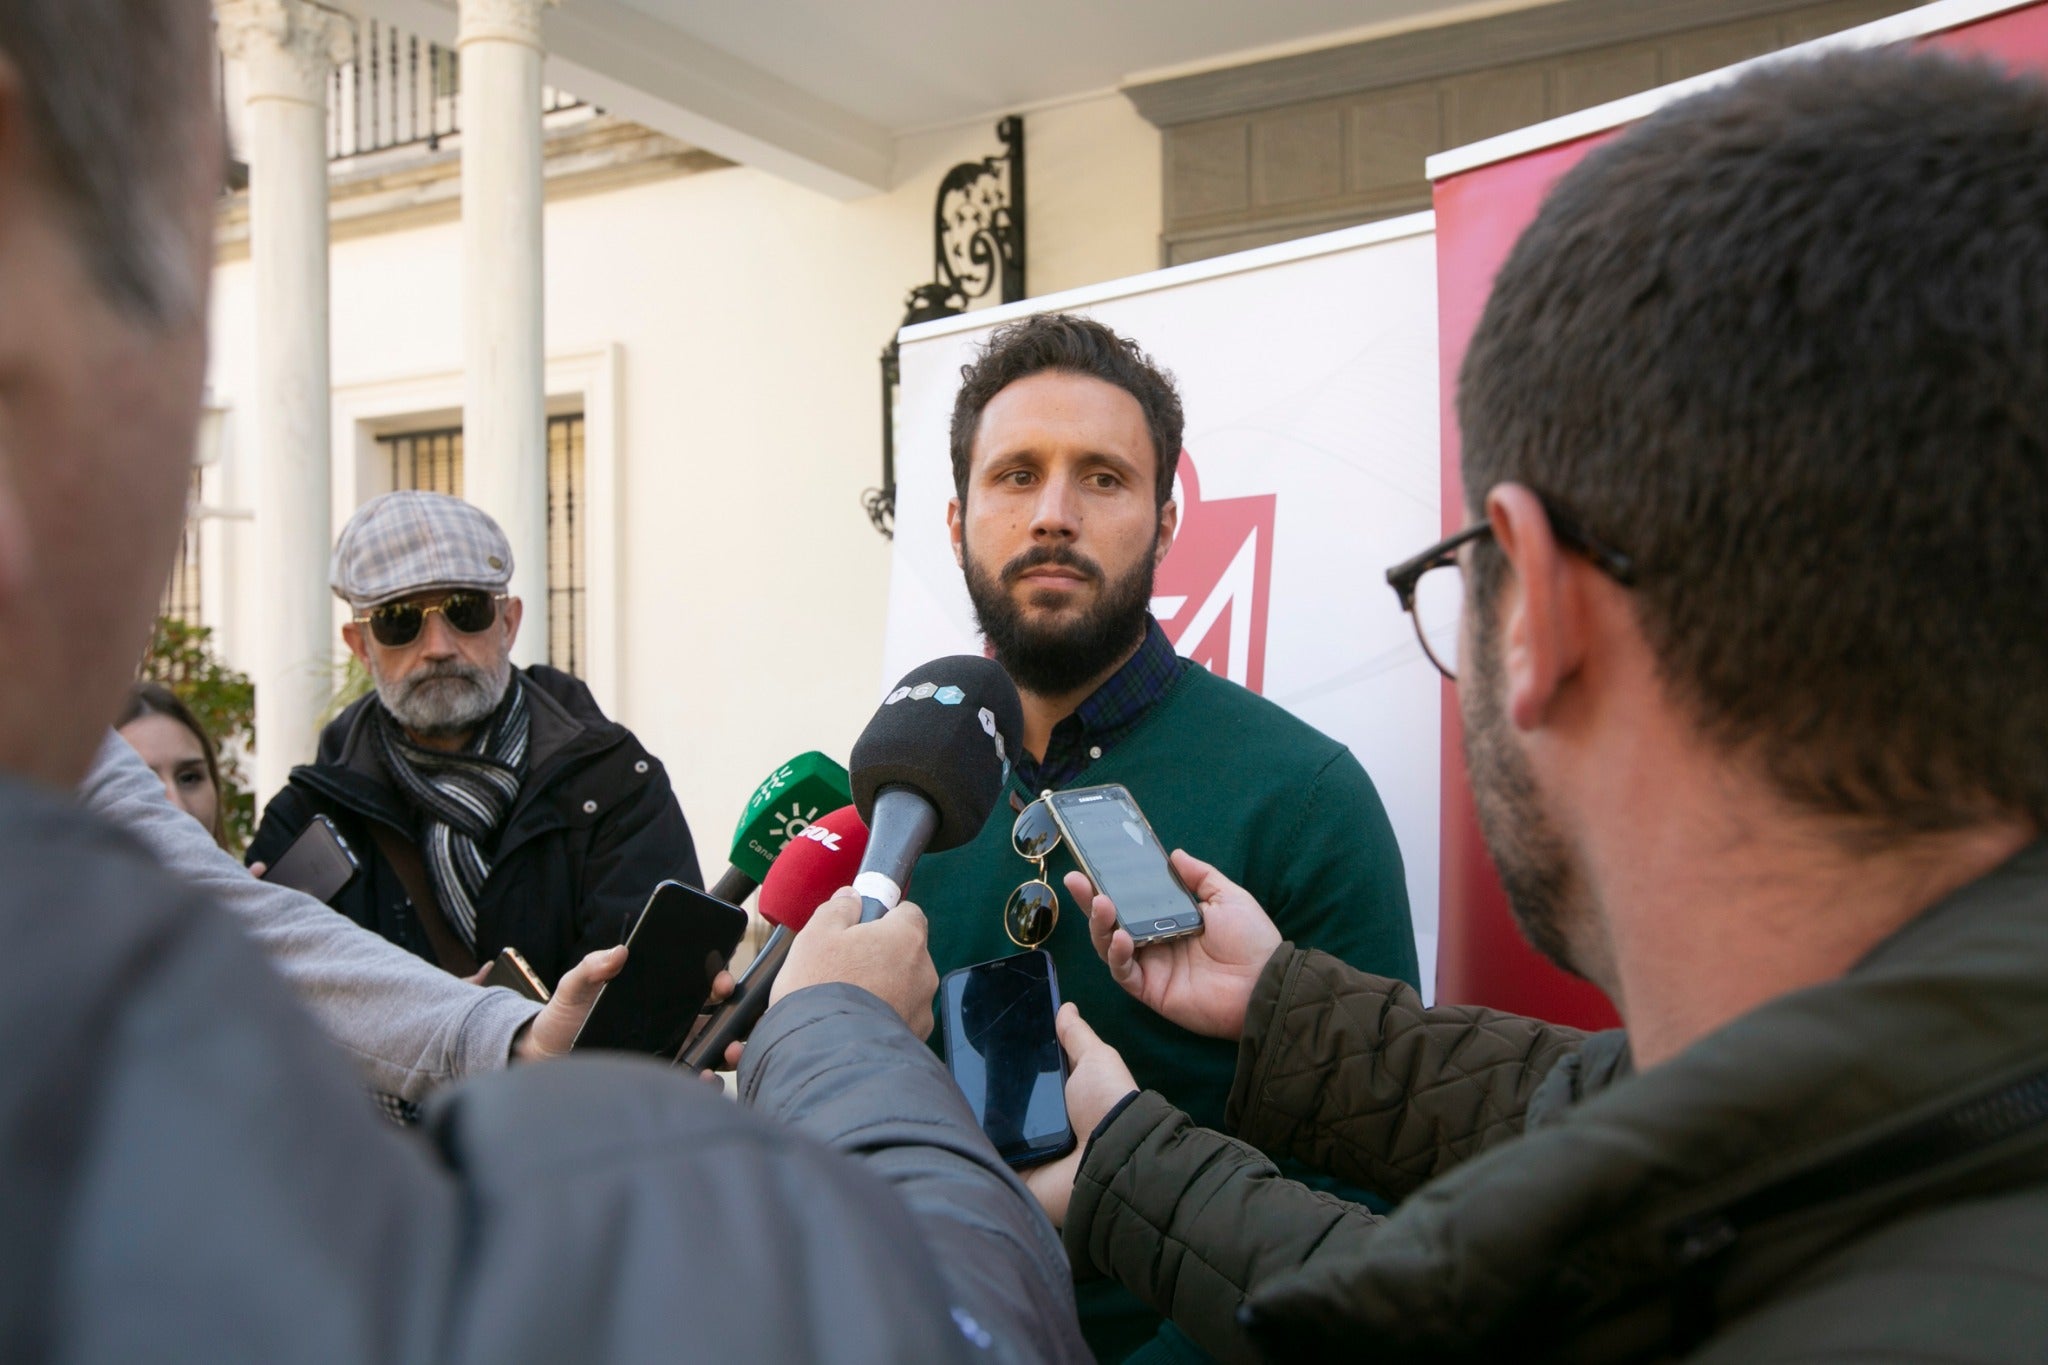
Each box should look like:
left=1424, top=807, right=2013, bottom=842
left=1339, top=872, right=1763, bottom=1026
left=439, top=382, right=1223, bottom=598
left=865, top=116, right=1025, bottom=539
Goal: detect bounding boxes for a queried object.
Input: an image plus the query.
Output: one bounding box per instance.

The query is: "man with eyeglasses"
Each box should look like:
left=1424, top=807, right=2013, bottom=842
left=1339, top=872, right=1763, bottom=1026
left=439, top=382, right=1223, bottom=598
left=1019, top=47, right=2048, bottom=1363
left=911, top=312, right=1420, bottom=1363
left=247, top=490, right=702, bottom=993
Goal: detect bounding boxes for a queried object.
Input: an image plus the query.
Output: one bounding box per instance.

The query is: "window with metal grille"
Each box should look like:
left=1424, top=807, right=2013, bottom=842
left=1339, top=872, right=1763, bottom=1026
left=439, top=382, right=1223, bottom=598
left=375, top=416, right=587, bottom=676
left=545, top=414, right=588, bottom=676
left=161, top=468, right=205, bottom=625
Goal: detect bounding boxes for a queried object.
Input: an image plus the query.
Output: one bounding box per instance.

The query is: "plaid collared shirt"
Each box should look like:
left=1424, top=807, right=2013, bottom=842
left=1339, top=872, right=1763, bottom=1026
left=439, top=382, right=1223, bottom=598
left=1013, top=616, right=1189, bottom=794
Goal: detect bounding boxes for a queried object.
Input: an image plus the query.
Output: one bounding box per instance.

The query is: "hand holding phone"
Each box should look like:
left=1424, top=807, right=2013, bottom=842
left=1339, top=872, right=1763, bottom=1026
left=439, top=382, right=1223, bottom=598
left=481, top=947, right=550, bottom=1003
left=1063, top=847, right=1280, bottom=1043
left=1044, top=784, right=1202, bottom=946
left=571, top=883, right=748, bottom=1059
left=259, top=814, right=359, bottom=903
left=941, top=950, right=1076, bottom=1168
left=511, top=945, right=627, bottom=1062
left=1018, top=1002, right=1139, bottom=1229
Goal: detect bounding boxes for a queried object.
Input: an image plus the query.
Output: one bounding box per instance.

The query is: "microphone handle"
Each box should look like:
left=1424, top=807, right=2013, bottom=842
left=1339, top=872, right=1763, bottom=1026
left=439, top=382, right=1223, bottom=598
left=708, top=864, right=757, bottom=906
left=855, top=786, right=940, bottom=923
left=677, top=924, right=791, bottom=1072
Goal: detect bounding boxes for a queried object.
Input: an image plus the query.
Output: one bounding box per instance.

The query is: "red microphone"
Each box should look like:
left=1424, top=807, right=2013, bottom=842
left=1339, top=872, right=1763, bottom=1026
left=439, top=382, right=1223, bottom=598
left=677, top=805, right=869, bottom=1072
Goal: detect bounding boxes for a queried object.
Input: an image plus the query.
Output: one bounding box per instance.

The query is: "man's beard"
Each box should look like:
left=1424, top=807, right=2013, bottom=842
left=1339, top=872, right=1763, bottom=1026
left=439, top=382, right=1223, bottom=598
left=1460, top=610, right=1592, bottom=978
left=963, top=534, right=1157, bottom=697
left=374, top=656, right=512, bottom=741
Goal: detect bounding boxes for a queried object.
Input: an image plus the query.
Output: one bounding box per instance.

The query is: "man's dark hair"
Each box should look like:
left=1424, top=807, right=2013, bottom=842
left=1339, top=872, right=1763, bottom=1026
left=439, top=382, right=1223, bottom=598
left=1459, top=48, right=2048, bottom=833
left=949, top=313, right=1185, bottom=509
left=0, top=0, right=213, bottom=322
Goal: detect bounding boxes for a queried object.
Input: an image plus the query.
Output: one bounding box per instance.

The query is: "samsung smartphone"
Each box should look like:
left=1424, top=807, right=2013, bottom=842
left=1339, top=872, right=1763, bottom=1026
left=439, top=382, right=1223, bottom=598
left=571, top=882, right=747, bottom=1060
left=1045, top=783, right=1204, bottom=947
left=260, top=814, right=359, bottom=904
left=481, top=946, right=550, bottom=1003
left=940, top=950, right=1076, bottom=1169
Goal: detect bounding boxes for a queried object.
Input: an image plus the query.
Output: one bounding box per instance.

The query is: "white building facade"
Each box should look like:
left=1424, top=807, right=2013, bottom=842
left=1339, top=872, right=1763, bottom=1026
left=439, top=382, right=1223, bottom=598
left=197, top=0, right=1914, bottom=838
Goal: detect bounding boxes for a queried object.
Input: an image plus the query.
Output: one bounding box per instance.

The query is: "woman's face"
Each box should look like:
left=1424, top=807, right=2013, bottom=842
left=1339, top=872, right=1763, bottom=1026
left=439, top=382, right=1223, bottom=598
left=119, top=712, right=220, bottom=838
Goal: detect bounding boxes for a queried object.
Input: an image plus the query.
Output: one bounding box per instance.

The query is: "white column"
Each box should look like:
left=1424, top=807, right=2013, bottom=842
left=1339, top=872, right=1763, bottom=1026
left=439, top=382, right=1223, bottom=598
left=218, top=0, right=351, bottom=808
left=460, top=0, right=554, bottom=668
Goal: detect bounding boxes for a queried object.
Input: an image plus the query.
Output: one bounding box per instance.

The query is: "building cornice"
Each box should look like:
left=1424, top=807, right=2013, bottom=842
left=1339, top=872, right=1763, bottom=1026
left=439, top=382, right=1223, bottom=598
left=1123, top=0, right=1869, bottom=127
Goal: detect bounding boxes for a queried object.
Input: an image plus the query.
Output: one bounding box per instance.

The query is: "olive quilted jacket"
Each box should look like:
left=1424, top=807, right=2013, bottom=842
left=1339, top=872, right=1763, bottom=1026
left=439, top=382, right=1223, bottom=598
left=1064, top=842, right=2048, bottom=1362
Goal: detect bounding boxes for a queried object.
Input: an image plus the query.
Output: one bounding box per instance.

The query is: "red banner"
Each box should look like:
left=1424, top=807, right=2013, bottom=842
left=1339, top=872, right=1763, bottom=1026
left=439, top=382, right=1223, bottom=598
left=1429, top=1, right=2048, bottom=1028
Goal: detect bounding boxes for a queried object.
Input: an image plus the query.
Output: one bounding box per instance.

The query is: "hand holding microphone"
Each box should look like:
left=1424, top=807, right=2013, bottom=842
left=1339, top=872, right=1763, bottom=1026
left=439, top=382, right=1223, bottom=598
left=770, top=891, right=938, bottom=1040
left=678, top=804, right=870, bottom=1073
left=682, top=656, right=1024, bottom=1068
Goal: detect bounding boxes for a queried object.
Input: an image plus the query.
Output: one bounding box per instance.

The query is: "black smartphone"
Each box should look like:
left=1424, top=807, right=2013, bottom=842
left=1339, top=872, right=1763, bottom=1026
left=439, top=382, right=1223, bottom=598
left=1045, top=783, right=1204, bottom=947
left=940, top=950, right=1076, bottom=1169
left=260, top=814, right=359, bottom=904
left=482, top=946, right=550, bottom=1003
left=571, top=882, right=747, bottom=1060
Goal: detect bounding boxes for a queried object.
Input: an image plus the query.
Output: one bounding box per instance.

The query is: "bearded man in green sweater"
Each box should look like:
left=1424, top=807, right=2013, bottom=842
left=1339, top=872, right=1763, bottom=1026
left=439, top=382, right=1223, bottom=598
left=911, top=313, right=1419, bottom=1363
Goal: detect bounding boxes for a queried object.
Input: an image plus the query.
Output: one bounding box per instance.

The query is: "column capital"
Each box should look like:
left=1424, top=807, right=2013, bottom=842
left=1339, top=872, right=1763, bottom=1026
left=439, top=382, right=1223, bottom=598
left=216, top=0, right=352, bottom=108
left=458, top=0, right=558, bottom=51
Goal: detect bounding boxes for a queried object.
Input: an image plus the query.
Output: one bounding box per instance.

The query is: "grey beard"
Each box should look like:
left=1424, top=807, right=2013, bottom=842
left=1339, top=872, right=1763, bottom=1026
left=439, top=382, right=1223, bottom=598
left=376, top=658, right=511, bottom=740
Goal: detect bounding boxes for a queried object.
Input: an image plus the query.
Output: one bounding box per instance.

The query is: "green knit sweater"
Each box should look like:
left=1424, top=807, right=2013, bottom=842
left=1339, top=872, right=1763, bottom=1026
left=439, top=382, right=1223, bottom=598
left=913, top=664, right=1418, bottom=1363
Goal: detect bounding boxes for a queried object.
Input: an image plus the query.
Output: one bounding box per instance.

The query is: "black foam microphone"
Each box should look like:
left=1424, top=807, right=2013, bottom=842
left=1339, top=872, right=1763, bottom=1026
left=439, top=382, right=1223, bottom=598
left=850, top=655, right=1024, bottom=922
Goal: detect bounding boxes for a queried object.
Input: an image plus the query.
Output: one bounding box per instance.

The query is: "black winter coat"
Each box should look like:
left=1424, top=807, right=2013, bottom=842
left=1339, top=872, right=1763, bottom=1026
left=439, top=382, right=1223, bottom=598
left=246, top=666, right=702, bottom=990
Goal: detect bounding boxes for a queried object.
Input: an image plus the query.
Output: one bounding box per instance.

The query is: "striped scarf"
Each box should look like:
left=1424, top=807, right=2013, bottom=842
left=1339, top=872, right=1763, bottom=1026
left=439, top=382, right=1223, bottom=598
left=375, top=676, right=530, bottom=953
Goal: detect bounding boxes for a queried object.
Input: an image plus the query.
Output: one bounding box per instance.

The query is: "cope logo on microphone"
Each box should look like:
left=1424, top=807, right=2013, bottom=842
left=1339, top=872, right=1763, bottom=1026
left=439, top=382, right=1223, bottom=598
left=883, top=680, right=967, bottom=706
left=883, top=679, right=1008, bottom=772
left=796, top=823, right=843, bottom=852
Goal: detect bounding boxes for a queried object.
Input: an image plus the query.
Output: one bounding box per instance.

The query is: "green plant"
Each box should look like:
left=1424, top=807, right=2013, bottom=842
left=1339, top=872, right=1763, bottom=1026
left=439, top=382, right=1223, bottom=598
left=139, top=616, right=257, bottom=851
left=322, top=652, right=374, bottom=724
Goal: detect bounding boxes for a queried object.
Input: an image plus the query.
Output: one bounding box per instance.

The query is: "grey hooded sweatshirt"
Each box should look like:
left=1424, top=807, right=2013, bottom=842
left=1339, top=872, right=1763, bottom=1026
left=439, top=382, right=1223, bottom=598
left=79, top=730, right=539, bottom=1102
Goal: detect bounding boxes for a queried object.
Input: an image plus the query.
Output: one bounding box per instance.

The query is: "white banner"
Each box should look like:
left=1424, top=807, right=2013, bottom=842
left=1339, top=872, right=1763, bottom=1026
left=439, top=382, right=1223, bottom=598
left=884, top=214, right=1444, bottom=987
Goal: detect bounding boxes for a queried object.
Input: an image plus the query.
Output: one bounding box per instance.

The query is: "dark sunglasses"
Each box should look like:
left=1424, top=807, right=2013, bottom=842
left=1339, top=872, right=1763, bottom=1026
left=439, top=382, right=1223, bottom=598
left=1005, top=795, right=1064, bottom=949
left=354, top=591, right=508, bottom=649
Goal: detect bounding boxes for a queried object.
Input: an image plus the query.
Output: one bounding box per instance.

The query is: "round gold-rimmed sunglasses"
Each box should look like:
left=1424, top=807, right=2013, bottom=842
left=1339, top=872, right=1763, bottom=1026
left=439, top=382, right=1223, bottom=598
left=1005, top=794, right=1064, bottom=948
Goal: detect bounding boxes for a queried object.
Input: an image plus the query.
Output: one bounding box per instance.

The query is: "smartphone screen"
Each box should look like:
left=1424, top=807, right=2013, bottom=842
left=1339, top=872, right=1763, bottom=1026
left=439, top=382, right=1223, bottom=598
left=1048, top=784, right=1203, bottom=946
left=940, top=950, right=1075, bottom=1168
left=260, top=814, right=359, bottom=904
left=571, top=882, right=747, bottom=1060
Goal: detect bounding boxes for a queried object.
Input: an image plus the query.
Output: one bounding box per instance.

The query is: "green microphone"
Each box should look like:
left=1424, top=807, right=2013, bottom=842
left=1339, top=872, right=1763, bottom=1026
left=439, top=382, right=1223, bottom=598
left=708, top=751, right=853, bottom=904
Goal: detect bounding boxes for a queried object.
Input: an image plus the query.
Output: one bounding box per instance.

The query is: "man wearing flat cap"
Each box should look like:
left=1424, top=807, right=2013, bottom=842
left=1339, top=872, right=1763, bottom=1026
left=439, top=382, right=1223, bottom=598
left=247, top=491, right=703, bottom=990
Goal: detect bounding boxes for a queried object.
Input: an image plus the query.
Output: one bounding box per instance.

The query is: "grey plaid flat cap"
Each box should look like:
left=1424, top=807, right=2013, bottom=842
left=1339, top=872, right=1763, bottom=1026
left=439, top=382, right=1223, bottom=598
left=330, top=491, right=514, bottom=609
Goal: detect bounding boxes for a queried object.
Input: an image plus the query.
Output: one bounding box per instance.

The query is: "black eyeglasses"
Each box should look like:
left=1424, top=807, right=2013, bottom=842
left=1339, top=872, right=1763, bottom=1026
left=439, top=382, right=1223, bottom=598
left=354, top=591, right=508, bottom=649
left=1005, top=795, right=1064, bottom=948
left=1384, top=500, right=1636, bottom=681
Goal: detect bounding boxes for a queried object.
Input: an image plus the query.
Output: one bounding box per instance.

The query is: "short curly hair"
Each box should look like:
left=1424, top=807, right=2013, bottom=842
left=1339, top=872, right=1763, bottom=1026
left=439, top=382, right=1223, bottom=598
left=1459, top=47, right=2048, bottom=834
left=949, top=313, right=1185, bottom=510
